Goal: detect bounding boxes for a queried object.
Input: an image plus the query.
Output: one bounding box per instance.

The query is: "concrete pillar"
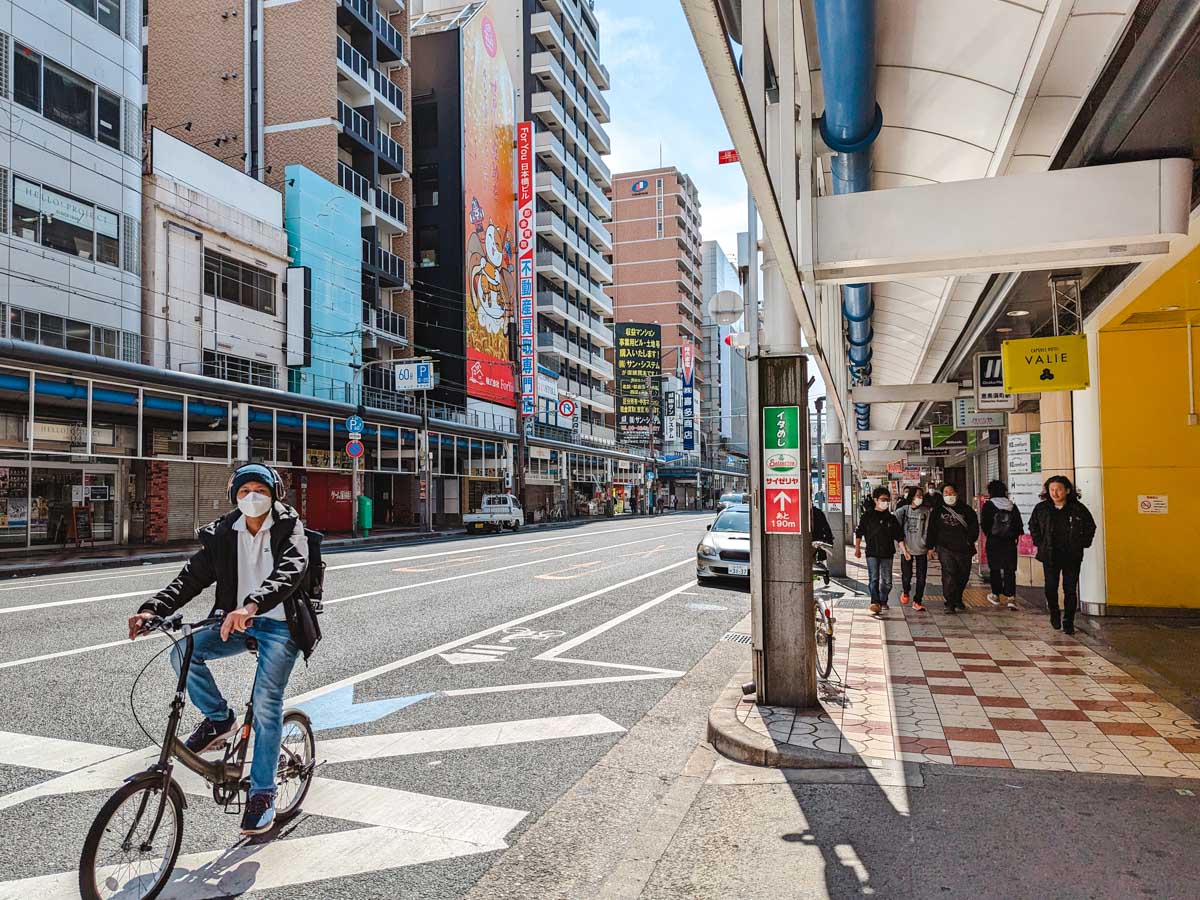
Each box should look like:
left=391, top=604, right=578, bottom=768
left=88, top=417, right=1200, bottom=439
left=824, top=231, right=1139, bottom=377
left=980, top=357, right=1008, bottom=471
left=1074, top=328, right=1107, bottom=615
left=1039, top=391, right=1075, bottom=481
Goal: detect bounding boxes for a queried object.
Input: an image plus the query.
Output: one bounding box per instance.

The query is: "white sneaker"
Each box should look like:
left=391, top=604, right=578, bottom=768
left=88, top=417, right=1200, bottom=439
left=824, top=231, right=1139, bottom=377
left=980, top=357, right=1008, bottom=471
left=1006, top=597, right=1019, bottom=610
left=987, top=593, right=1001, bottom=606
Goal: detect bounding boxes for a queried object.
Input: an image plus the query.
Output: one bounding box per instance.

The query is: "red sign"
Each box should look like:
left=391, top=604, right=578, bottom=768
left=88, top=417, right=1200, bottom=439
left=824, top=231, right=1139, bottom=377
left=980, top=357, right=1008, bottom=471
left=826, top=462, right=843, bottom=508
left=345, top=440, right=365, bottom=459
left=718, top=149, right=740, bottom=165
left=765, top=487, right=801, bottom=534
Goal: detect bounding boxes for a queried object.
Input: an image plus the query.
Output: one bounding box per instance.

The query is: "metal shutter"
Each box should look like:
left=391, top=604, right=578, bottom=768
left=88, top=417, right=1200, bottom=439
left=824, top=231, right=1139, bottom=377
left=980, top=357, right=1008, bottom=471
left=0, top=34, right=9, bottom=100
left=123, top=101, right=140, bottom=160
left=196, top=464, right=232, bottom=523
left=166, top=463, right=198, bottom=541
left=123, top=218, right=140, bottom=273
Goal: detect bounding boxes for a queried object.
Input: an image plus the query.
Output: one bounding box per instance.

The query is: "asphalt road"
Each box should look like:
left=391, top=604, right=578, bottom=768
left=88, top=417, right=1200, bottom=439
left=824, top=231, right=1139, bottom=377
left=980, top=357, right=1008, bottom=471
left=0, top=512, right=749, bottom=898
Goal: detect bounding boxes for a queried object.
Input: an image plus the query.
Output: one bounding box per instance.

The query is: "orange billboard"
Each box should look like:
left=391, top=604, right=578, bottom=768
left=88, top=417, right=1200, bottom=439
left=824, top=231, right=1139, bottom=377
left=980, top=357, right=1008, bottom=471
left=462, top=6, right=516, bottom=406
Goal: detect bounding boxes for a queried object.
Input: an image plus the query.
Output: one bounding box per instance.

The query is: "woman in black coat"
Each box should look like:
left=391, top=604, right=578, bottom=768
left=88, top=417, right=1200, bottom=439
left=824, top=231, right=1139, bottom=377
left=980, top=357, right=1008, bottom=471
left=1028, top=475, right=1096, bottom=635
left=980, top=480, right=1024, bottom=611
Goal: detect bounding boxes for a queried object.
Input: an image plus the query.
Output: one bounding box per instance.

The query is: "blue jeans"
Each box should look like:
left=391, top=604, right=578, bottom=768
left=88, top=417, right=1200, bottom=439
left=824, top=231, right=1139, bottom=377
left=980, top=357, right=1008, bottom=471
left=170, top=617, right=299, bottom=796
left=866, top=556, right=894, bottom=606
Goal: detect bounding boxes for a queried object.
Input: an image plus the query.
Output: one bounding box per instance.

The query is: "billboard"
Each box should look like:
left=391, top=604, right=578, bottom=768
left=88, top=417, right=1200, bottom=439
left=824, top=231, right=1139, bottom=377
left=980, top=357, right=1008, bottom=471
left=681, top=343, right=695, bottom=450
left=615, top=323, right=662, bottom=441
left=516, top=121, right=536, bottom=416
left=463, top=7, right=516, bottom=406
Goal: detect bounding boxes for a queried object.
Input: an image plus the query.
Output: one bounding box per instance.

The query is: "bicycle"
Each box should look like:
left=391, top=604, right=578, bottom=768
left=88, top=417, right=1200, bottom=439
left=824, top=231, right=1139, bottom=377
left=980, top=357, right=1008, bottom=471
left=812, top=541, right=836, bottom=680
left=79, top=611, right=317, bottom=900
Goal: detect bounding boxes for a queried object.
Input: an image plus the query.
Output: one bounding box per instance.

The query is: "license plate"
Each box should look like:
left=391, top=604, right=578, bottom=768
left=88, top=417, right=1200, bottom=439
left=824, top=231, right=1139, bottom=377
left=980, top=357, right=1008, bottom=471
left=727, top=564, right=749, bottom=576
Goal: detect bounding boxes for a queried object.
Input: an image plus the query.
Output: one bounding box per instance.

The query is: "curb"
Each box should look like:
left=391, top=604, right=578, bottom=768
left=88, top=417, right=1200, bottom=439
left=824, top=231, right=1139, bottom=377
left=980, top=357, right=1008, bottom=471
left=706, top=678, right=865, bottom=770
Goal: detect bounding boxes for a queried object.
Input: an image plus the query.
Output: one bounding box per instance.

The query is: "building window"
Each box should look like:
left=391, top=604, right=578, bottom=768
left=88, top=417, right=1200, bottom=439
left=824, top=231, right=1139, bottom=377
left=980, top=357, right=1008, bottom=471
left=415, top=164, right=439, bottom=206
left=414, top=103, right=437, bottom=149
left=417, top=225, right=439, bottom=267
left=97, top=89, right=121, bottom=150
left=12, top=178, right=40, bottom=242
left=203, top=250, right=277, bottom=315
left=11, top=175, right=123, bottom=268
left=95, top=208, right=120, bottom=266
left=14, top=45, right=41, bottom=112
left=97, top=0, right=122, bottom=34
left=44, top=60, right=95, bottom=138
left=203, top=350, right=277, bottom=388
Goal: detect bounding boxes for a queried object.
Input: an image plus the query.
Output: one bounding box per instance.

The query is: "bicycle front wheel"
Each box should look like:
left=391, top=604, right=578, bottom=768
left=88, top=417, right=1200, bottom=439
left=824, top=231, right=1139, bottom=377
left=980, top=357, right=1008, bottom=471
left=814, top=608, right=834, bottom=680
left=79, top=777, right=183, bottom=900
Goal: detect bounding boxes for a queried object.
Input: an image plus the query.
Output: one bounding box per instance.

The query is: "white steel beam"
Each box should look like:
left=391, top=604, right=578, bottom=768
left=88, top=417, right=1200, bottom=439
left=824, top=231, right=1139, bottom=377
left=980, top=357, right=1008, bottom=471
left=815, top=159, right=1191, bottom=284
left=851, top=384, right=962, bottom=404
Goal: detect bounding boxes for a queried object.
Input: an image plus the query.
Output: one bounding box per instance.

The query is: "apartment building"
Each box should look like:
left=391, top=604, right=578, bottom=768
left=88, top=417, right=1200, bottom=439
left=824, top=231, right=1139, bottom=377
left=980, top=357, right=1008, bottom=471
left=607, top=167, right=704, bottom=422
left=701, top=239, right=747, bottom=459
left=144, top=0, right=413, bottom=404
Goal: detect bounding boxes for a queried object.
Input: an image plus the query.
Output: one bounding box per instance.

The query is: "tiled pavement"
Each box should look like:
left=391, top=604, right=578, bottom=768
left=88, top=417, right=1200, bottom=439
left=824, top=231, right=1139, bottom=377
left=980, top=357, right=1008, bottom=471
left=735, top=600, right=1200, bottom=777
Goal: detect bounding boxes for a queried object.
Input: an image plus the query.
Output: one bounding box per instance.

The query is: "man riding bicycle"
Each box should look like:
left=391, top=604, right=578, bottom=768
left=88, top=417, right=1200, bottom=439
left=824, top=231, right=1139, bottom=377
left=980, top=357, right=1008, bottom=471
left=127, top=464, right=313, bottom=836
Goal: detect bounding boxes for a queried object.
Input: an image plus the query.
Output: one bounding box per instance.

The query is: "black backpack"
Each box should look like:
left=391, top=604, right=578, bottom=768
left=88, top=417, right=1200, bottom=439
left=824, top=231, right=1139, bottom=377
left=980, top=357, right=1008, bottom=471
left=990, top=507, right=1017, bottom=539
left=283, top=526, right=325, bottom=661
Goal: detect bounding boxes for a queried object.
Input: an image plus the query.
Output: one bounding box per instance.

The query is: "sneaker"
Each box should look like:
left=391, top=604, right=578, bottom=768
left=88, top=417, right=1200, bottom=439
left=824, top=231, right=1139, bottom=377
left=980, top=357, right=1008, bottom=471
left=912, top=601, right=925, bottom=612
left=901, top=592, right=911, bottom=606
left=241, top=792, right=276, bottom=835
left=1006, top=597, right=1019, bottom=610
left=943, top=605, right=958, bottom=615
left=869, top=603, right=882, bottom=615
left=987, top=593, right=1001, bottom=606
left=184, top=712, right=237, bottom=754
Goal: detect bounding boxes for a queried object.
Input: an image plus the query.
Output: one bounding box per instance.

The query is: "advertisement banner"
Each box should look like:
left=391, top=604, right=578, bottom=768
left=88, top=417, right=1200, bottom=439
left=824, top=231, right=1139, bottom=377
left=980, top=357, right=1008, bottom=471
left=681, top=343, right=695, bottom=450
left=953, top=397, right=1007, bottom=430
left=762, top=405, right=802, bottom=534
left=826, top=462, right=843, bottom=511
left=516, top=120, right=536, bottom=415
left=463, top=10, right=517, bottom=406
left=615, top=323, right=662, bottom=441
left=974, top=351, right=1016, bottom=411
left=1001, top=334, right=1089, bottom=393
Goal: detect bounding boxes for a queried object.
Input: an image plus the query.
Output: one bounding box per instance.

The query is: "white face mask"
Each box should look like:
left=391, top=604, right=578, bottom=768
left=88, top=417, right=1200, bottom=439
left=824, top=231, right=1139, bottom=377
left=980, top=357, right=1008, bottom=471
left=912, top=497, right=922, bottom=507
left=944, top=494, right=958, bottom=506
left=237, top=492, right=273, bottom=518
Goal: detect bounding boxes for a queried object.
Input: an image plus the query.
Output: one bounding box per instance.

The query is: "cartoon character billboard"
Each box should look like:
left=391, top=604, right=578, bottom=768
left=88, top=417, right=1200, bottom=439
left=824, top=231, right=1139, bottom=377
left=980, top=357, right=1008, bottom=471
left=462, top=7, right=517, bottom=406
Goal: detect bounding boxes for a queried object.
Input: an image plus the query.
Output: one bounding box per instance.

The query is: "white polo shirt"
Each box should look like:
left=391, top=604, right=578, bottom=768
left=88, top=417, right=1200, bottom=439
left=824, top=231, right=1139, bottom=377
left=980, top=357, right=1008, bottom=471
left=233, top=511, right=307, bottom=621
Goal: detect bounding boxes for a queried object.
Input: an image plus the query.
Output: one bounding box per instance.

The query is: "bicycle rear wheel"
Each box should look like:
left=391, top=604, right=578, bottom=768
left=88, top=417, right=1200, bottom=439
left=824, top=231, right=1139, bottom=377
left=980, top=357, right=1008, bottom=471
left=814, top=606, right=834, bottom=680
left=79, top=777, right=183, bottom=900
left=275, top=710, right=316, bottom=820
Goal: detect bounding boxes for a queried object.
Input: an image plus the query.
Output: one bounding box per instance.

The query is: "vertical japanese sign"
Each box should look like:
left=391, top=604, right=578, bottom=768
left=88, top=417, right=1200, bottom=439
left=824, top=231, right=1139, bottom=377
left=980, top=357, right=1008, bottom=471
left=762, top=405, right=802, bottom=534
left=681, top=343, right=695, bottom=451
left=516, top=120, right=536, bottom=416
left=826, top=462, right=843, bottom=512
left=615, top=323, right=662, bottom=442
left=463, top=10, right=516, bottom=406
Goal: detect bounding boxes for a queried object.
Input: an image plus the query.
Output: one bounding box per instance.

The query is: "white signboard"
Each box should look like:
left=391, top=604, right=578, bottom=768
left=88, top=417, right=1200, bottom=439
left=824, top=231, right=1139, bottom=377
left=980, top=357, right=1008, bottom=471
left=1007, top=433, right=1032, bottom=455
left=975, top=351, right=1017, bottom=411
left=537, top=372, right=559, bottom=403
left=1137, top=495, right=1168, bottom=515
left=1008, top=472, right=1044, bottom=515
left=953, top=398, right=1007, bottom=430
left=394, top=360, right=435, bottom=391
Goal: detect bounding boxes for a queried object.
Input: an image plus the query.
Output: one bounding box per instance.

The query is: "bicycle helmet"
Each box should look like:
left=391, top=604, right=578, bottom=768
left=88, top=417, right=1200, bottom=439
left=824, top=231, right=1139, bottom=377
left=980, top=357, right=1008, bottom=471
left=227, top=463, right=287, bottom=505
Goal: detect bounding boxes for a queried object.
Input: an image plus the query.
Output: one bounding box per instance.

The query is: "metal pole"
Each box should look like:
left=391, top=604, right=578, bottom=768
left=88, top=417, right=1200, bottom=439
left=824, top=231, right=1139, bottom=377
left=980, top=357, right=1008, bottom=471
left=421, top=391, right=432, bottom=533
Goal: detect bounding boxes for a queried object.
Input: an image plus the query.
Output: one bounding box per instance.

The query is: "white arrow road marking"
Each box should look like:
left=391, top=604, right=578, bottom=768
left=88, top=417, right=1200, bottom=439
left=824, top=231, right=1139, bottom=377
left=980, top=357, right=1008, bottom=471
left=438, top=650, right=506, bottom=665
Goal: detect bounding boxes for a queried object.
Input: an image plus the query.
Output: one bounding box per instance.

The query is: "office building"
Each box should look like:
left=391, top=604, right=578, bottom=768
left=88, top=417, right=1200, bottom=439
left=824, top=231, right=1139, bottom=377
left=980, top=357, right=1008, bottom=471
left=701, top=239, right=747, bottom=459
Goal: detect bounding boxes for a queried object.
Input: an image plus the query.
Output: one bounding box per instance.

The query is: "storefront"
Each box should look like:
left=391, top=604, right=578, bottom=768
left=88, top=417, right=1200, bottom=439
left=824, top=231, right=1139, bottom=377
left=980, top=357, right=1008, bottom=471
left=0, top=461, right=123, bottom=549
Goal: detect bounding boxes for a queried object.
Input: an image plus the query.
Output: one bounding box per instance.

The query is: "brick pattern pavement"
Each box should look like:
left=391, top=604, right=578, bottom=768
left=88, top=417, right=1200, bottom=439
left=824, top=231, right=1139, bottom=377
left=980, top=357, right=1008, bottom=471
left=736, top=605, right=1200, bottom=777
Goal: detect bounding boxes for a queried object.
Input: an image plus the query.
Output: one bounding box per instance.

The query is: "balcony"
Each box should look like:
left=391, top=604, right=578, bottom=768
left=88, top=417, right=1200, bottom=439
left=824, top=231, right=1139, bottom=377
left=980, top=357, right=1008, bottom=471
left=375, top=10, right=405, bottom=63
left=374, top=69, right=405, bottom=121
left=530, top=91, right=566, bottom=132
left=530, top=11, right=565, bottom=54
left=535, top=210, right=567, bottom=248
left=336, top=36, right=370, bottom=88
left=362, top=238, right=405, bottom=283
left=535, top=170, right=568, bottom=207
left=337, top=99, right=373, bottom=147
left=338, top=161, right=370, bottom=202
left=362, top=302, right=409, bottom=343
left=374, top=186, right=405, bottom=227
left=537, top=330, right=569, bottom=356
left=376, top=129, right=405, bottom=174
left=340, top=0, right=372, bottom=24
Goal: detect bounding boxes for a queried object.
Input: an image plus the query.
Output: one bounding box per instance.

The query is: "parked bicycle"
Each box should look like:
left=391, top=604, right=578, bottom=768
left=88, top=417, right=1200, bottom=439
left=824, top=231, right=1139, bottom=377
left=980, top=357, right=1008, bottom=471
left=812, top=541, right=836, bottom=680
left=79, top=611, right=316, bottom=900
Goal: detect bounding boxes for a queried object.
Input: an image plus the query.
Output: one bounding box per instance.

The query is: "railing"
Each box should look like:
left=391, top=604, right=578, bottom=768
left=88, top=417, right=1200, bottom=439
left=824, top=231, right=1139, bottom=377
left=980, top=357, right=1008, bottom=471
left=362, top=302, right=408, bottom=342
left=337, top=99, right=373, bottom=144
left=374, top=187, right=405, bottom=224
left=362, top=238, right=405, bottom=282
left=375, top=10, right=405, bottom=60
left=374, top=70, right=404, bottom=113
left=376, top=130, right=404, bottom=171
left=537, top=330, right=569, bottom=355
left=530, top=91, right=566, bottom=129
left=341, top=0, right=371, bottom=22
left=338, top=161, right=370, bottom=202
left=336, top=36, right=370, bottom=84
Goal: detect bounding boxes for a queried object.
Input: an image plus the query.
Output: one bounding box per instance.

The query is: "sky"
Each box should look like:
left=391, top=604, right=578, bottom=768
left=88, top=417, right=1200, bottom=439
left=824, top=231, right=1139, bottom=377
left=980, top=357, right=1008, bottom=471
left=595, top=0, right=748, bottom=260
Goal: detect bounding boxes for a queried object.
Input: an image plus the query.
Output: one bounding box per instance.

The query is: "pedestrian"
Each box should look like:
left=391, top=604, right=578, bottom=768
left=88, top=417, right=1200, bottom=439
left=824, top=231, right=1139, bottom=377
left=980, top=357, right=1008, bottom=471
left=1028, top=475, right=1096, bottom=635
left=854, top=486, right=908, bottom=616
left=926, top=483, right=979, bottom=614
left=670, top=493, right=678, bottom=512
left=980, top=479, right=1023, bottom=611
left=811, top=503, right=834, bottom=544
left=894, top=486, right=933, bottom=611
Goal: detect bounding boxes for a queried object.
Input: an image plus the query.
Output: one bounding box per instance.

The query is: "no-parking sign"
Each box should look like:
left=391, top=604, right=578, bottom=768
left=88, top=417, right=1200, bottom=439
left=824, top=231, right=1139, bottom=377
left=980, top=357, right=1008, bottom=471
left=345, top=440, right=365, bottom=459
left=558, top=397, right=577, bottom=418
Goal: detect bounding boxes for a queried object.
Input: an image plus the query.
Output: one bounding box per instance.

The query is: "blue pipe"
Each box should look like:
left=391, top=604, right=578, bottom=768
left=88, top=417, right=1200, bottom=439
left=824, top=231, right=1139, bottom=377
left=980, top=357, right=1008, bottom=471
left=813, top=0, right=880, bottom=451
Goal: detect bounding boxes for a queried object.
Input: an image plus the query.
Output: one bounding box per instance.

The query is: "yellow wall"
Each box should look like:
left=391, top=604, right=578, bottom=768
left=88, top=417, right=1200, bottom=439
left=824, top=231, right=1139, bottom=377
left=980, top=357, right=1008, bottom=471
left=1098, top=246, right=1200, bottom=608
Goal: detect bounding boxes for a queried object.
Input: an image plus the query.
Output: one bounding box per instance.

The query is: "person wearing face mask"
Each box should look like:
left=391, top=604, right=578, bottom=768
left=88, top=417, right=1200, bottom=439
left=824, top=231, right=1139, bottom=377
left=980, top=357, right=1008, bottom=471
left=854, top=486, right=909, bottom=615
left=980, top=479, right=1024, bottom=611
left=1028, top=475, right=1096, bottom=634
left=925, top=484, right=980, bottom=614
left=127, top=463, right=312, bottom=837
left=894, top=486, right=933, bottom=611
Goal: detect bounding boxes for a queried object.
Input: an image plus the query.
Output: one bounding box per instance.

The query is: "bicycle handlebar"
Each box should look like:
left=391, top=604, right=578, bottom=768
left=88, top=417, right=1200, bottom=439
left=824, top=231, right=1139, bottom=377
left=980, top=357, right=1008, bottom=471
left=147, top=611, right=225, bottom=634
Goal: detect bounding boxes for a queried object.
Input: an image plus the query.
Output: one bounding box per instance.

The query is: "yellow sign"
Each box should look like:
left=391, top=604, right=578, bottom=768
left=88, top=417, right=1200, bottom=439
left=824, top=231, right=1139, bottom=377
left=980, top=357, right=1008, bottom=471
left=1001, top=334, right=1089, bottom=393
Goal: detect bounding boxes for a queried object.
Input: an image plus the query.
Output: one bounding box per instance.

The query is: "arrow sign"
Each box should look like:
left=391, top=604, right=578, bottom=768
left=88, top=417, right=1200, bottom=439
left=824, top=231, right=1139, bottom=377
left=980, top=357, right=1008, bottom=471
left=773, top=491, right=793, bottom=513
left=438, top=650, right=505, bottom=665
left=295, top=684, right=435, bottom=731
left=764, top=488, right=801, bottom=534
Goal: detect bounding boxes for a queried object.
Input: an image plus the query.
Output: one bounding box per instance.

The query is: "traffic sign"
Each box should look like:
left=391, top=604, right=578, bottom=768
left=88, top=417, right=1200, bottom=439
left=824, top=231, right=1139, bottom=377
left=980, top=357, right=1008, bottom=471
left=558, top=397, right=577, bottom=418
left=394, top=360, right=435, bottom=391
left=345, top=414, right=365, bottom=433
left=765, top=487, right=801, bottom=534
left=345, top=439, right=365, bottom=459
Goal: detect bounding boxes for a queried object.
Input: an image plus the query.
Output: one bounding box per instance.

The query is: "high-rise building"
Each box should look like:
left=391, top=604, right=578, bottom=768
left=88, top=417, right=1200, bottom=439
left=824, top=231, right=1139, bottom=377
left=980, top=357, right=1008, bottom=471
left=145, top=0, right=414, bottom=403
left=701, top=239, right=746, bottom=459
left=607, top=167, right=704, bottom=444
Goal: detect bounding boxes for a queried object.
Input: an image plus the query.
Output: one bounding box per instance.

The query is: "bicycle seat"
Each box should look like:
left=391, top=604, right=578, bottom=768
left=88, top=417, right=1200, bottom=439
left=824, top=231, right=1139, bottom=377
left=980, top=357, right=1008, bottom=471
left=245, top=637, right=259, bottom=655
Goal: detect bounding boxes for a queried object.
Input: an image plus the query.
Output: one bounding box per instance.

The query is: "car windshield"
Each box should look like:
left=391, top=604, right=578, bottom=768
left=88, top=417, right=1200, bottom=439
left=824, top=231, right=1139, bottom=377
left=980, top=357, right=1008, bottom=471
left=711, top=508, right=749, bottom=533
left=720, top=494, right=741, bottom=504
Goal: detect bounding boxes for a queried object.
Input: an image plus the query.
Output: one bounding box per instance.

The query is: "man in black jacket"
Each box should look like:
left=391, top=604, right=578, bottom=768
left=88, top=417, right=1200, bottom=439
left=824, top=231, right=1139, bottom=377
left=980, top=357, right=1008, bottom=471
left=854, top=487, right=909, bottom=615
left=128, top=464, right=310, bottom=836
left=926, top=484, right=979, bottom=614
left=1028, top=475, right=1096, bottom=634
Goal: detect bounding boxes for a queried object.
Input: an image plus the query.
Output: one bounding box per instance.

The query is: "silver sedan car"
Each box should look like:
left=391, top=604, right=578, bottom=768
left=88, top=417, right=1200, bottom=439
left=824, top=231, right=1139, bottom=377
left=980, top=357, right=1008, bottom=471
left=696, top=503, right=751, bottom=580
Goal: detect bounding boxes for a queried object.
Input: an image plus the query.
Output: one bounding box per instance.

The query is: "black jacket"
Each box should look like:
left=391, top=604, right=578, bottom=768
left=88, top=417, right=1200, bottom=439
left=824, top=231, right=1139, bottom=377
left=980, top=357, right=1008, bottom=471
left=811, top=506, right=834, bottom=544
left=1028, top=499, right=1096, bottom=564
left=927, top=502, right=980, bottom=556
left=139, top=502, right=315, bottom=655
left=980, top=499, right=1024, bottom=543
left=855, top=508, right=904, bottom=557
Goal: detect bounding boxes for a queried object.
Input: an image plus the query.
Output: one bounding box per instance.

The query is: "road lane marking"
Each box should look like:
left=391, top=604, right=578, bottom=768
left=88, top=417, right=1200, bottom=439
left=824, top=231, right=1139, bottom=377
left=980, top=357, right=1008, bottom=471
left=0, top=633, right=166, bottom=670
left=0, top=588, right=160, bottom=616
left=535, top=560, right=606, bottom=580
left=0, top=564, right=182, bottom=593
left=0, top=731, right=129, bottom=772
left=289, top=558, right=694, bottom=706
